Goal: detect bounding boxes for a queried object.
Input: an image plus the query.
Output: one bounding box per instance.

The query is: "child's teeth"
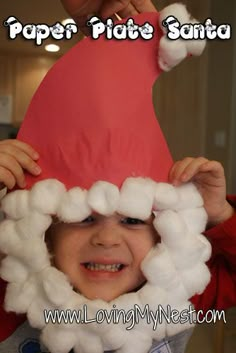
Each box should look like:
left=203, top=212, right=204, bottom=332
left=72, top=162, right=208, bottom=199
left=85, top=263, right=123, bottom=271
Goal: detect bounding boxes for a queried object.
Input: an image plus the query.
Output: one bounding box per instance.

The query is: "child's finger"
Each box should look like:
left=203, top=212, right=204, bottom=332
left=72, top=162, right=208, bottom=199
left=0, top=166, right=16, bottom=190
left=177, top=157, right=209, bottom=183
left=0, top=145, right=41, bottom=176
left=169, top=158, right=194, bottom=184
left=0, top=140, right=39, bottom=160
left=101, top=0, right=137, bottom=18
left=0, top=152, right=26, bottom=188
left=198, top=160, right=225, bottom=178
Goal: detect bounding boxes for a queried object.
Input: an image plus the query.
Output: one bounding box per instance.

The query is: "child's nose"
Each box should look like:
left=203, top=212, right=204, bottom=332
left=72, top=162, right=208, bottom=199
left=90, top=223, right=122, bottom=248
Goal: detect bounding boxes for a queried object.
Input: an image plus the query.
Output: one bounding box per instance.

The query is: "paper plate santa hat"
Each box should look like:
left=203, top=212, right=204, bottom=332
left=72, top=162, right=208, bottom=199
left=0, top=4, right=210, bottom=353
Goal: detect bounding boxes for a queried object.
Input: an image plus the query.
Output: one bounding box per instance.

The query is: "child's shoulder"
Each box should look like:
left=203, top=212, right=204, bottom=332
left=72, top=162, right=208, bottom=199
left=0, top=279, right=26, bottom=343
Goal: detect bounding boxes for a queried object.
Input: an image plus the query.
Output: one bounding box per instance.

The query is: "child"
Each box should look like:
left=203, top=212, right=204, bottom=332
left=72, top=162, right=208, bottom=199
left=0, top=142, right=236, bottom=353
left=0, top=6, right=236, bottom=353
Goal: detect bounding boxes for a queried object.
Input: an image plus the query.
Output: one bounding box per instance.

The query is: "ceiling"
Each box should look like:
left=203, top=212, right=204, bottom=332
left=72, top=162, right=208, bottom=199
left=0, top=0, right=82, bottom=57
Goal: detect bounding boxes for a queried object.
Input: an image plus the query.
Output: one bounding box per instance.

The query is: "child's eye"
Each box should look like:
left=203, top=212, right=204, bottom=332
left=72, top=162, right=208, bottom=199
left=81, top=215, right=95, bottom=223
left=121, top=217, right=145, bottom=225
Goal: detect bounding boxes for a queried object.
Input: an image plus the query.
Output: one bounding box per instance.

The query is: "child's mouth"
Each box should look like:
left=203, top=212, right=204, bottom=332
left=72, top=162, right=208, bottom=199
left=83, top=262, right=125, bottom=272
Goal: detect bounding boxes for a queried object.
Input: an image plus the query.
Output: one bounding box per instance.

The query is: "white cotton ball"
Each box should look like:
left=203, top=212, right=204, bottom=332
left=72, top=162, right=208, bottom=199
left=165, top=301, right=196, bottom=337
left=169, top=235, right=210, bottom=269
left=15, top=212, right=52, bottom=240
left=57, top=187, right=91, bottom=222
left=111, top=293, right=146, bottom=331
left=30, top=179, right=66, bottom=214
left=159, top=4, right=190, bottom=28
left=74, top=331, right=104, bottom=353
left=174, top=183, right=203, bottom=210
left=138, top=283, right=166, bottom=313
left=185, top=20, right=206, bottom=56
left=0, top=212, right=51, bottom=271
left=197, top=234, right=212, bottom=262
left=118, top=178, right=155, bottom=220
left=186, top=37, right=206, bottom=56
left=27, top=294, right=55, bottom=329
left=180, top=263, right=211, bottom=297
left=18, top=237, right=50, bottom=271
left=177, top=207, right=208, bottom=233
left=0, top=190, right=30, bottom=219
left=141, top=245, right=177, bottom=286
left=137, top=284, right=167, bottom=342
left=158, top=36, right=188, bottom=72
left=113, top=292, right=141, bottom=312
left=102, top=326, right=125, bottom=352
left=87, top=181, right=120, bottom=215
left=0, top=255, right=28, bottom=283
left=158, top=4, right=206, bottom=71
left=153, top=183, right=178, bottom=210
left=55, top=294, right=87, bottom=331
left=165, top=279, right=189, bottom=305
left=41, top=325, right=76, bottom=353
left=0, top=219, right=21, bottom=255
left=153, top=210, right=188, bottom=248
left=83, top=299, right=110, bottom=334
left=41, top=267, right=72, bottom=306
left=151, top=320, right=167, bottom=342
left=4, top=278, right=37, bottom=313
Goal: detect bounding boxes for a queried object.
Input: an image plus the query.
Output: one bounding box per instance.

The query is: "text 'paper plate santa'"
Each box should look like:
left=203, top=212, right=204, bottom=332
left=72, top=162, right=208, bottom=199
left=0, top=4, right=210, bottom=353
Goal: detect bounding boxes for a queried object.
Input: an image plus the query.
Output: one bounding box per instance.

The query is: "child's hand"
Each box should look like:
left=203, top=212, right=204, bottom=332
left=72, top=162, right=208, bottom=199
left=61, top=0, right=156, bottom=34
left=169, top=157, right=234, bottom=226
left=0, top=139, right=41, bottom=190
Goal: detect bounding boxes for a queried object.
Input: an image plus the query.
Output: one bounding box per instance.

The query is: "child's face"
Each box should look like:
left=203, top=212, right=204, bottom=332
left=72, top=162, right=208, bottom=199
left=48, top=213, right=159, bottom=302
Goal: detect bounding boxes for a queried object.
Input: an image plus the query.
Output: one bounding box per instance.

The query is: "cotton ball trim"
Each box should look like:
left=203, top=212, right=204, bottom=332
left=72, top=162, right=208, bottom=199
left=41, top=267, right=73, bottom=306
left=169, top=237, right=210, bottom=269
left=158, top=3, right=206, bottom=71
left=87, top=181, right=120, bottom=215
left=141, top=245, right=177, bottom=286
left=153, top=210, right=189, bottom=248
left=153, top=183, right=178, bottom=210
left=57, top=187, right=91, bottom=222
left=41, top=325, right=76, bottom=353
left=0, top=178, right=212, bottom=353
left=159, top=4, right=190, bottom=28
left=178, top=208, right=208, bottom=233
left=0, top=255, right=29, bottom=283
left=5, top=278, right=37, bottom=313
left=27, top=293, right=57, bottom=329
left=74, top=331, right=104, bottom=353
left=16, top=237, right=50, bottom=271
left=197, top=234, right=212, bottom=262
left=165, top=302, right=195, bottom=337
left=158, top=36, right=187, bottom=72
left=174, top=183, right=203, bottom=210
left=15, top=212, right=52, bottom=240
left=118, top=178, right=155, bottom=219
left=102, top=325, right=126, bottom=352
left=0, top=189, right=30, bottom=219
left=180, top=263, right=211, bottom=297
left=30, top=179, right=66, bottom=214
left=0, top=219, right=22, bottom=255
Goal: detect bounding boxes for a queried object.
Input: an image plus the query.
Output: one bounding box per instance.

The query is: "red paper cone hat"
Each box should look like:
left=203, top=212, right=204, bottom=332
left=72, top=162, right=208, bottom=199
left=18, top=12, right=172, bottom=190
